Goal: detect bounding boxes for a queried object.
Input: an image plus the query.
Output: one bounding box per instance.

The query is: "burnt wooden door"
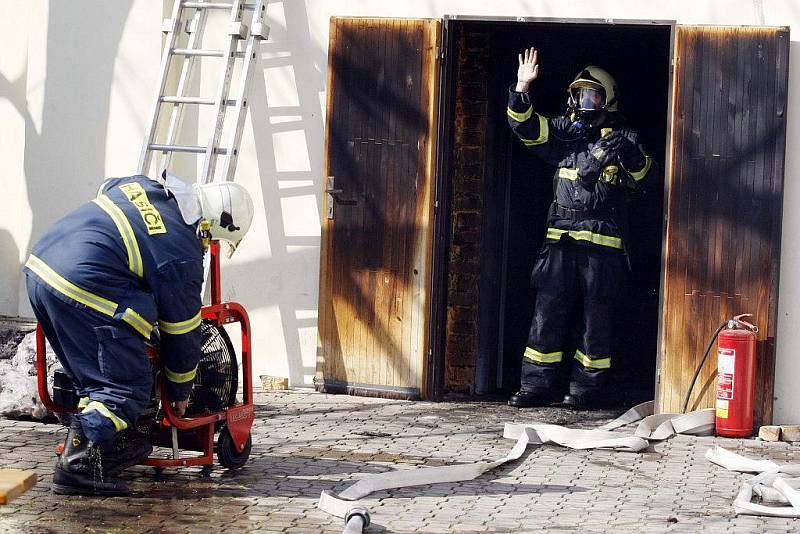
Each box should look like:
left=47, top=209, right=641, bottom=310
left=658, top=26, right=789, bottom=424
left=316, top=18, right=441, bottom=399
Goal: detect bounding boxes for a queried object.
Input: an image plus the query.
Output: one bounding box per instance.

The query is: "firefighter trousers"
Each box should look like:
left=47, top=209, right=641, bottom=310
left=521, top=240, right=626, bottom=396
left=26, top=276, right=152, bottom=444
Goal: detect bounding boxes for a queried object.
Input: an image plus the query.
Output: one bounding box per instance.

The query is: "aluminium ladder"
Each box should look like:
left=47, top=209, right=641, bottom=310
left=137, top=0, right=269, bottom=185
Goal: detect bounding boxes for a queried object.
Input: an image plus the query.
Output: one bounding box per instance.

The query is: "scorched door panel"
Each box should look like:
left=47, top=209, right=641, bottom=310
left=316, top=18, right=440, bottom=398
left=659, top=26, right=789, bottom=424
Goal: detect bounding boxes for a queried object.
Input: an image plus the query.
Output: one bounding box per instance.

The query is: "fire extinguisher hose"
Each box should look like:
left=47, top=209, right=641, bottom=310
left=681, top=320, right=728, bottom=414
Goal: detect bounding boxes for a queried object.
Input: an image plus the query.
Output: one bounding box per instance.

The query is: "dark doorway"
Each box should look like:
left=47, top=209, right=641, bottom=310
left=438, top=18, right=673, bottom=404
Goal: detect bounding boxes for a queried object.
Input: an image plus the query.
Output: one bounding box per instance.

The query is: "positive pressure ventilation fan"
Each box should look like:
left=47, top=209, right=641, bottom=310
left=187, top=322, right=239, bottom=415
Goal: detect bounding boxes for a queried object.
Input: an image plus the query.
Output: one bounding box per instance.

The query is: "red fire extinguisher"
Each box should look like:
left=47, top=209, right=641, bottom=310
left=715, top=314, right=758, bottom=438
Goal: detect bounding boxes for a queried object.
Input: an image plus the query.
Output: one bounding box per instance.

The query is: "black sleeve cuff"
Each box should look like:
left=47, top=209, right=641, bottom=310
left=166, top=380, right=194, bottom=403
left=508, top=85, right=532, bottom=107
left=508, top=83, right=531, bottom=104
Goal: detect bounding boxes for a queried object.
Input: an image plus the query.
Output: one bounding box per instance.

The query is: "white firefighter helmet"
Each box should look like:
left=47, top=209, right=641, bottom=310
left=195, top=181, right=254, bottom=254
left=567, top=65, right=619, bottom=113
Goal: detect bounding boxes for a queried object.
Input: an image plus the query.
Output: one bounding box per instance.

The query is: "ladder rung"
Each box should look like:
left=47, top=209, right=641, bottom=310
left=182, top=2, right=257, bottom=9
left=182, top=2, right=233, bottom=9
left=172, top=48, right=246, bottom=58
left=149, top=144, right=229, bottom=155
left=161, top=96, right=238, bottom=106
left=161, top=96, right=215, bottom=105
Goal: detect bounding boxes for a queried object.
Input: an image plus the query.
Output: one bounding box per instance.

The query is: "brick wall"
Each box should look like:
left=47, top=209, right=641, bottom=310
left=444, top=31, right=489, bottom=392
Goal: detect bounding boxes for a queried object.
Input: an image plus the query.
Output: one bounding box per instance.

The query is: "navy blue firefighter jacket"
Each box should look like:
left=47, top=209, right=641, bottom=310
left=23, top=175, right=204, bottom=401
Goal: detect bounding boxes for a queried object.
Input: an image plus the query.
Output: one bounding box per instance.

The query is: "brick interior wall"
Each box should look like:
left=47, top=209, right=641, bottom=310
left=444, top=31, right=489, bottom=392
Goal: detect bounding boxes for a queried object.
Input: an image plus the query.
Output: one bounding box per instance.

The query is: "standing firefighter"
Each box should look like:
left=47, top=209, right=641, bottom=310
left=507, top=48, right=655, bottom=409
left=24, top=175, right=254, bottom=495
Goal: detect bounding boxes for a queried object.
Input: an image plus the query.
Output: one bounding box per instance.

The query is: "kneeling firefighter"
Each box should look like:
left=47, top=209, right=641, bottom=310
left=24, top=174, right=254, bottom=495
left=506, top=48, right=656, bottom=409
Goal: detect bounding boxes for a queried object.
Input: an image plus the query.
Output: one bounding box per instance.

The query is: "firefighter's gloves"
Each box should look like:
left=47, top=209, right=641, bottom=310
left=172, top=399, right=189, bottom=417
left=591, top=131, right=626, bottom=164
left=580, top=131, right=645, bottom=181
left=579, top=132, right=622, bottom=180
left=617, top=133, right=646, bottom=172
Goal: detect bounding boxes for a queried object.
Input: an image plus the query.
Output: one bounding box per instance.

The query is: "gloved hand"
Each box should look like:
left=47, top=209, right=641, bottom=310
left=172, top=399, right=189, bottom=417
left=578, top=132, right=623, bottom=180
left=617, top=133, right=646, bottom=171
left=591, top=130, right=625, bottom=164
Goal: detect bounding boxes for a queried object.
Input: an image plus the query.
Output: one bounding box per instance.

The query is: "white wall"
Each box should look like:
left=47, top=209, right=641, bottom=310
left=0, top=0, right=160, bottom=317
left=2, top=0, right=800, bottom=420
left=0, top=1, right=32, bottom=317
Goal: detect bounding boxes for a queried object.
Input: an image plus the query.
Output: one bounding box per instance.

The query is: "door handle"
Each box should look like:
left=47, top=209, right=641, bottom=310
left=326, top=176, right=341, bottom=219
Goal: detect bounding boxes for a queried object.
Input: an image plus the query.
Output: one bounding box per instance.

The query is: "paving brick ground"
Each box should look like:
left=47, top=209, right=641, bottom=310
left=1, top=390, right=800, bottom=533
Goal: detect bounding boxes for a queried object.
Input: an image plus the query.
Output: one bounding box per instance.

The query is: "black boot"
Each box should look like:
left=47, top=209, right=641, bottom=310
left=100, top=429, right=153, bottom=477
left=508, top=388, right=558, bottom=408
left=562, top=386, right=607, bottom=410
left=52, top=419, right=129, bottom=496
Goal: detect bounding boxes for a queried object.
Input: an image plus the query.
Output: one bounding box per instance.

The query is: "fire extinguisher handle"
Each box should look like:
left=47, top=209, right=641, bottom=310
left=733, top=314, right=759, bottom=333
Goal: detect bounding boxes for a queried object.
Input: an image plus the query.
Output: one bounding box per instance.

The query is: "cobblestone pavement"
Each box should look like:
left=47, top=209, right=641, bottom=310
left=1, top=389, right=799, bottom=533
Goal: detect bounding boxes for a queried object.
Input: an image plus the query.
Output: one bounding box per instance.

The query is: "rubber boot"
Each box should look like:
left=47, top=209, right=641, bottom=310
left=100, top=429, right=153, bottom=477
left=508, top=387, right=559, bottom=408
left=52, top=419, right=129, bottom=496
left=562, top=385, right=607, bottom=410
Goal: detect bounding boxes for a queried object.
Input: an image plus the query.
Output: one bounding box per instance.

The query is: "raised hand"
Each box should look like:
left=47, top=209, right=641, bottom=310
left=516, top=47, right=540, bottom=92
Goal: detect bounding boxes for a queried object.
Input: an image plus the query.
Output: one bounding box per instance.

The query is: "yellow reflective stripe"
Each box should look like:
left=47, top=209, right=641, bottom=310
left=558, top=168, right=578, bottom=181
left=524, top=347, right=563, bottom=364
left=158, top=312, right=202, bottom=335
left=122, top=308, right=153, bottom=338
left=78, top=397, right=91, bottom=409
left=92, top=195, right=143, bottom=277
left=507, top=105, right=533, bottom=123
left=118, top=182, right=167, bottom=235
left=546, top=228, right=568, bottom=240
left=520, top=114, right=549, bottom=146
left=574, top=349, right=611, bottom=370
left=165, top=365, right=197, bottom=384
left=26, top=256, right=152, bottom=338
left=25, top=255, right=117, bottom=317
left=546, top=228, right=623, bottom=249
left=82, top=401, right=128, bottom=432
left=630, top=156, right=652, bottom=182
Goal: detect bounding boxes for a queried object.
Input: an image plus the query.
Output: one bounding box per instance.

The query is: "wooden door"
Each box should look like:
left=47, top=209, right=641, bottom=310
left=658, top=26, right=790, bottom=424
left=316, top=18, right=441, bottom=399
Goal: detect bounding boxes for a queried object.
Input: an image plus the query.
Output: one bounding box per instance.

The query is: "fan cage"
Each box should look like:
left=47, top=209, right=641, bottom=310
left=187, top=321, right=239, bottom=415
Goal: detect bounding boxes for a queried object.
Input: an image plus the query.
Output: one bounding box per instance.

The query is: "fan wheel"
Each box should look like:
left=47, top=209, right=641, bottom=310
left=216, top=425, right=251, bottom=470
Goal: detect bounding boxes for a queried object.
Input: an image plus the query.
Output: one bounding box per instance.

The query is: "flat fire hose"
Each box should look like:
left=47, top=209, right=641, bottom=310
left=707, top=445, right=800, bottom=517
left=318, top=401, right=715, bottom=532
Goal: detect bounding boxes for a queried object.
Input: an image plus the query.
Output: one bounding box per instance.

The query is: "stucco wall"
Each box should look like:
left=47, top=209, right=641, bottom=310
left=0, top=0, right=160, bottom=319
left=0, top=1, right=31, bottom=318
left=2, top=0, right=799, bottom=420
